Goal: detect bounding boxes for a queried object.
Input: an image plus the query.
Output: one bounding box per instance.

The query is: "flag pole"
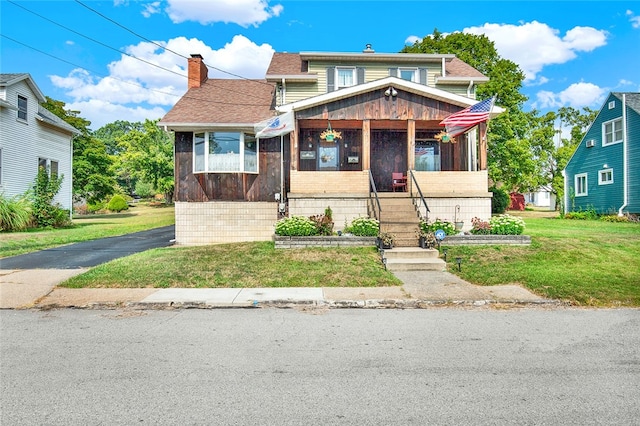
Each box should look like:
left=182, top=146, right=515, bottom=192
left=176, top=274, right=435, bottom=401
left=478, top=95, right=497, bottom=171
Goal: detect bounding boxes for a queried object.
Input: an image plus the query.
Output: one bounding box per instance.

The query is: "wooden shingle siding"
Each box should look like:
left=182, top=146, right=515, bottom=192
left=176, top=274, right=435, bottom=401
left=174, top=132, right=286, bottom=202
left=294, top=89, right=456, bottom=122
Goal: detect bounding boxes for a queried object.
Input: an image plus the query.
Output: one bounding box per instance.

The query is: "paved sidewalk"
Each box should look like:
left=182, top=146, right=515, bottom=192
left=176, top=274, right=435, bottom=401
left=0, top=268, right=555, bottom=310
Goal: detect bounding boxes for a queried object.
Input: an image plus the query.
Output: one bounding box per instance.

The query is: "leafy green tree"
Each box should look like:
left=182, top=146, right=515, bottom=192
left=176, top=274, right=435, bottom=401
left=93, top=120, right=146, bottom=195
left=41, top=97, right=117, bottom=204
left=116, top=119, right=174, bottom=201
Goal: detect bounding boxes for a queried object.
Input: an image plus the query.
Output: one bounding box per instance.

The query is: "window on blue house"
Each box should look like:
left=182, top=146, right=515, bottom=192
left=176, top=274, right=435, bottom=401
left=602, top=118, right=623, bottom=146
left=575, top=173, right=588, bottom=196
left=193, top=131, right=258, bottom=173
left=598, top=169, right=613, bottom=185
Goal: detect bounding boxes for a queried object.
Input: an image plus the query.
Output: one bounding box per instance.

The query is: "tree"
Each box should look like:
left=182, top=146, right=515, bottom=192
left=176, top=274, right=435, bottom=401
left=94, top=120, right=146, bottom=195
left=403, top=29, right=535, bottom=191
left=116, top=119, right=174, bottom=201
left=41, top=97, right=117, bottom=205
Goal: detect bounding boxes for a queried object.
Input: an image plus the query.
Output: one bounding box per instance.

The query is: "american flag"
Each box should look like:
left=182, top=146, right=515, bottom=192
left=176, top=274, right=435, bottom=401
left=439, top=96, right=496, bottom=137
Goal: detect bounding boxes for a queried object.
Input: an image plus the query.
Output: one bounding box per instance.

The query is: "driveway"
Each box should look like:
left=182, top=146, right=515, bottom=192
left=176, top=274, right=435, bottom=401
left=0, top=225, right=175, bottom=269
left=0, top=226, right=175, bottom=308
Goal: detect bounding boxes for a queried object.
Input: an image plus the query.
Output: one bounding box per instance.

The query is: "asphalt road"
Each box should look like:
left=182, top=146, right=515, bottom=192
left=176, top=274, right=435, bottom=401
left=1, top=308, right=639, bottom=425
left=0, top=225, right=175, bottom=269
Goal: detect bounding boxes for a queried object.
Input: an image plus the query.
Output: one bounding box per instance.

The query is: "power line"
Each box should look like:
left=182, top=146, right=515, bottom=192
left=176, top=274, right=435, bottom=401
left=73, top=0, right=274, bottom=87
left=6, top=0, right=187, bottom=79
left=2, top=0, right=275, bottom=106
left=1, top=34, right=273, bottom=108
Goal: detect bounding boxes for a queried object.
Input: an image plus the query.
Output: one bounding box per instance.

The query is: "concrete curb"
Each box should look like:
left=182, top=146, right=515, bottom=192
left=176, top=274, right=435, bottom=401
left=32, top=297, right=567, bottom=311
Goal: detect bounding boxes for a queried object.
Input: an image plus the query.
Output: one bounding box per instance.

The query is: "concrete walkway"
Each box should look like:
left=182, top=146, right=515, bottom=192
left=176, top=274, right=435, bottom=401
left=0, top=268, right=555, bottom=310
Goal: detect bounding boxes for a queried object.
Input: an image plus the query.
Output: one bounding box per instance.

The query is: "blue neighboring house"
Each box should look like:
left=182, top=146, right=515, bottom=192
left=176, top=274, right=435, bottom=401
left=564, top=92, right=640, bottom=215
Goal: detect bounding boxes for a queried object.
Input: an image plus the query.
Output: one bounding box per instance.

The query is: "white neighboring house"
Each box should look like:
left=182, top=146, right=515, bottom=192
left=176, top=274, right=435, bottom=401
left=0, top=73, right=79, bottom=211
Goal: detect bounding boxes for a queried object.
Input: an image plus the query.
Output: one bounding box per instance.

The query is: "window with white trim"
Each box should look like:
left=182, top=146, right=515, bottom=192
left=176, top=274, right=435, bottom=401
left=38, top=157, right=59, bottom=178
left=336, top=67, right=356, bottom=89
left=598, top=168, right=613, bottom=185
left=602, top=118, right=623, bottom=146
left=193, top=131, right=257, bottom=173
left=575, top=173, right=588, bottom=196
left=397, top=68, right=418, bottom=82
left=18, top=95, right=27, bottom=121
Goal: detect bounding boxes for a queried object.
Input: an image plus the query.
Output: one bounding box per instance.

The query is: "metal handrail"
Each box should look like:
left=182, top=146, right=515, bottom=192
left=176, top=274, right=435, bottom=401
left=368, top=170, right=381, bottom=221
left=409, top=170, right=429, bottom=221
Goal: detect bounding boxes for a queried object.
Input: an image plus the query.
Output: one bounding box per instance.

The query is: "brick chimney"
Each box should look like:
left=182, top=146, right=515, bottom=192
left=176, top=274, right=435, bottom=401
left=188, top=54, right=208, bottom=89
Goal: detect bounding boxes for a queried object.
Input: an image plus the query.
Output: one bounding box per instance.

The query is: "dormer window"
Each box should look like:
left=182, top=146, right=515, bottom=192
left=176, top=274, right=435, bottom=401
left=336, top=67, right=356, bottom=89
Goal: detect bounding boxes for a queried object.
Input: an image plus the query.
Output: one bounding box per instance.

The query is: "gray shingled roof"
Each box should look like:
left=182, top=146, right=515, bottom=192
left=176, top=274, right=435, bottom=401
left=613, top=92, right=640, bottom=115
left=159, top=79, right=276, bottom=127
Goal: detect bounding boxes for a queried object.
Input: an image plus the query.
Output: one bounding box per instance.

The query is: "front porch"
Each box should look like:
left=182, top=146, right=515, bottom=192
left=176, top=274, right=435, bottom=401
left=288, top=169, right=492, bottom=245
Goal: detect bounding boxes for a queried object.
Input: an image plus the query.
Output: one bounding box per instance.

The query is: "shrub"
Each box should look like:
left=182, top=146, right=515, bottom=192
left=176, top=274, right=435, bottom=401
left=275, top=216, right=317, bottom=236
left=107, top=194, right=129, bottom=212
left=600, top=215, right=629, bottom=223
left=30, top=166, right=70, bottom=228
left=470, top=217, right=492, bottom=235
left=345, top=217, right=380, bottom=236
left=309, top=206, right=334, bottom=236
left=490, top=186, right=510, bottom=214
left=564, top=209, right=598, bottom=220
left=134, top=181, right=155, bottom=199
left=489, top=214, right=525, bottom=235
left=421, top=218, right=456, bottom=236
left=0, top=194, right=32, bottom=231
left=87, top=201, right=106, bottom=213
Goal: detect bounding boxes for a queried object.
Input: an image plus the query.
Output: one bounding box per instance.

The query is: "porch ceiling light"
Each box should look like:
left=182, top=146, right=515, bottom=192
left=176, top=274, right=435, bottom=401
left=384, top=87, right=398, bottom=97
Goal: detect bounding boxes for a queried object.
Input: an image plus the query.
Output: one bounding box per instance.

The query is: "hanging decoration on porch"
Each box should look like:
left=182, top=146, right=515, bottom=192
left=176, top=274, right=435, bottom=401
left=435, top=130, right=456, bottom=143
left=320, top=121, right=342, bottom=142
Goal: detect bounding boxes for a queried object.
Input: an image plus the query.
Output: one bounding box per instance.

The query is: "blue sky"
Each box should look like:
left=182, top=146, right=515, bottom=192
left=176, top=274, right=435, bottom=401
left=2, top=0, right=639, bottom=130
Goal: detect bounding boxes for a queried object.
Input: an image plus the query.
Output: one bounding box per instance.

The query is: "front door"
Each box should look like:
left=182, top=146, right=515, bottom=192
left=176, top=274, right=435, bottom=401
left=370, top=130, right=407, bottom=192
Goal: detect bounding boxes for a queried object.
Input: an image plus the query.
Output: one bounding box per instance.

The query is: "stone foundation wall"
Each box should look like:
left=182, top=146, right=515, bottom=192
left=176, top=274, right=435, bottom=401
left=275, top=236, right=377, bottom=249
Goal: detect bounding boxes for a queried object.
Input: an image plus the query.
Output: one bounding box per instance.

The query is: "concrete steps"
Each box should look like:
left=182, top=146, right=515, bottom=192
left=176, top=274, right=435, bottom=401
left=382, top=247, right=446, bottom=272
left=377, top=194, right=421, bottom=247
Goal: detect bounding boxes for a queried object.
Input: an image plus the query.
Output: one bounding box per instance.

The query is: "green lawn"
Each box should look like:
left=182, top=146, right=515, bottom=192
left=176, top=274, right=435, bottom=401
left=0, top=203, right=175, bottom=258
left=442, top=213, right=640, bottom=306
left=3, top=205, right=639, bottom=306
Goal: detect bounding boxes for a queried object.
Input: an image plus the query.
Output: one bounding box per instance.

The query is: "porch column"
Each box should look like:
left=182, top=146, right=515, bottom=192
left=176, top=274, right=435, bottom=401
left=290, top=129, right=298, bottom=171
left=407, top=119, right=415, bottom=171
left=362, top=119, right=370, bottom=170
left=478, top=122, right=487, bottom=170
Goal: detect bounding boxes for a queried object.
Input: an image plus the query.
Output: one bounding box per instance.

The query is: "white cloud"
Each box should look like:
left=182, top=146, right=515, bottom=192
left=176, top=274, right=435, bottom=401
left=405, top=35, right=420, bottom=45
left=164, top=0, right=283, bottom=27
left=533, top=82, right=608, bottom=109
left=66, top=99, right=167, bottom=130
left=463, top=21, right=607, bottom=81
left=141, top=1, right=162, bottom=18
left=628, top=10, right=640, bottom=28
left=50, top=35, right=275, bottom=129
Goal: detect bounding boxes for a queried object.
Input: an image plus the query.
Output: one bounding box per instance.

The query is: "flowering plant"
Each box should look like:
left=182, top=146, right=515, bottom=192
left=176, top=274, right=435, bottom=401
left=470, top=217, right=492, bottom=235
left=378, top=232, right=395, bottom=247
left=420, top=218, right=456, bottom=236
left=489, top=214, right=525, bottom=235
left=345, top=217, right=380, bottom=236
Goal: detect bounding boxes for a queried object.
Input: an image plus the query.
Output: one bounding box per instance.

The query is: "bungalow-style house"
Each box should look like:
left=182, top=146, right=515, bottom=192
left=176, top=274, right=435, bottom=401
left=159, top=46, right=503, bottom=245
left=564, top=92, right=640, bottom=215
left=0, top=73, right=79, bottom=211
